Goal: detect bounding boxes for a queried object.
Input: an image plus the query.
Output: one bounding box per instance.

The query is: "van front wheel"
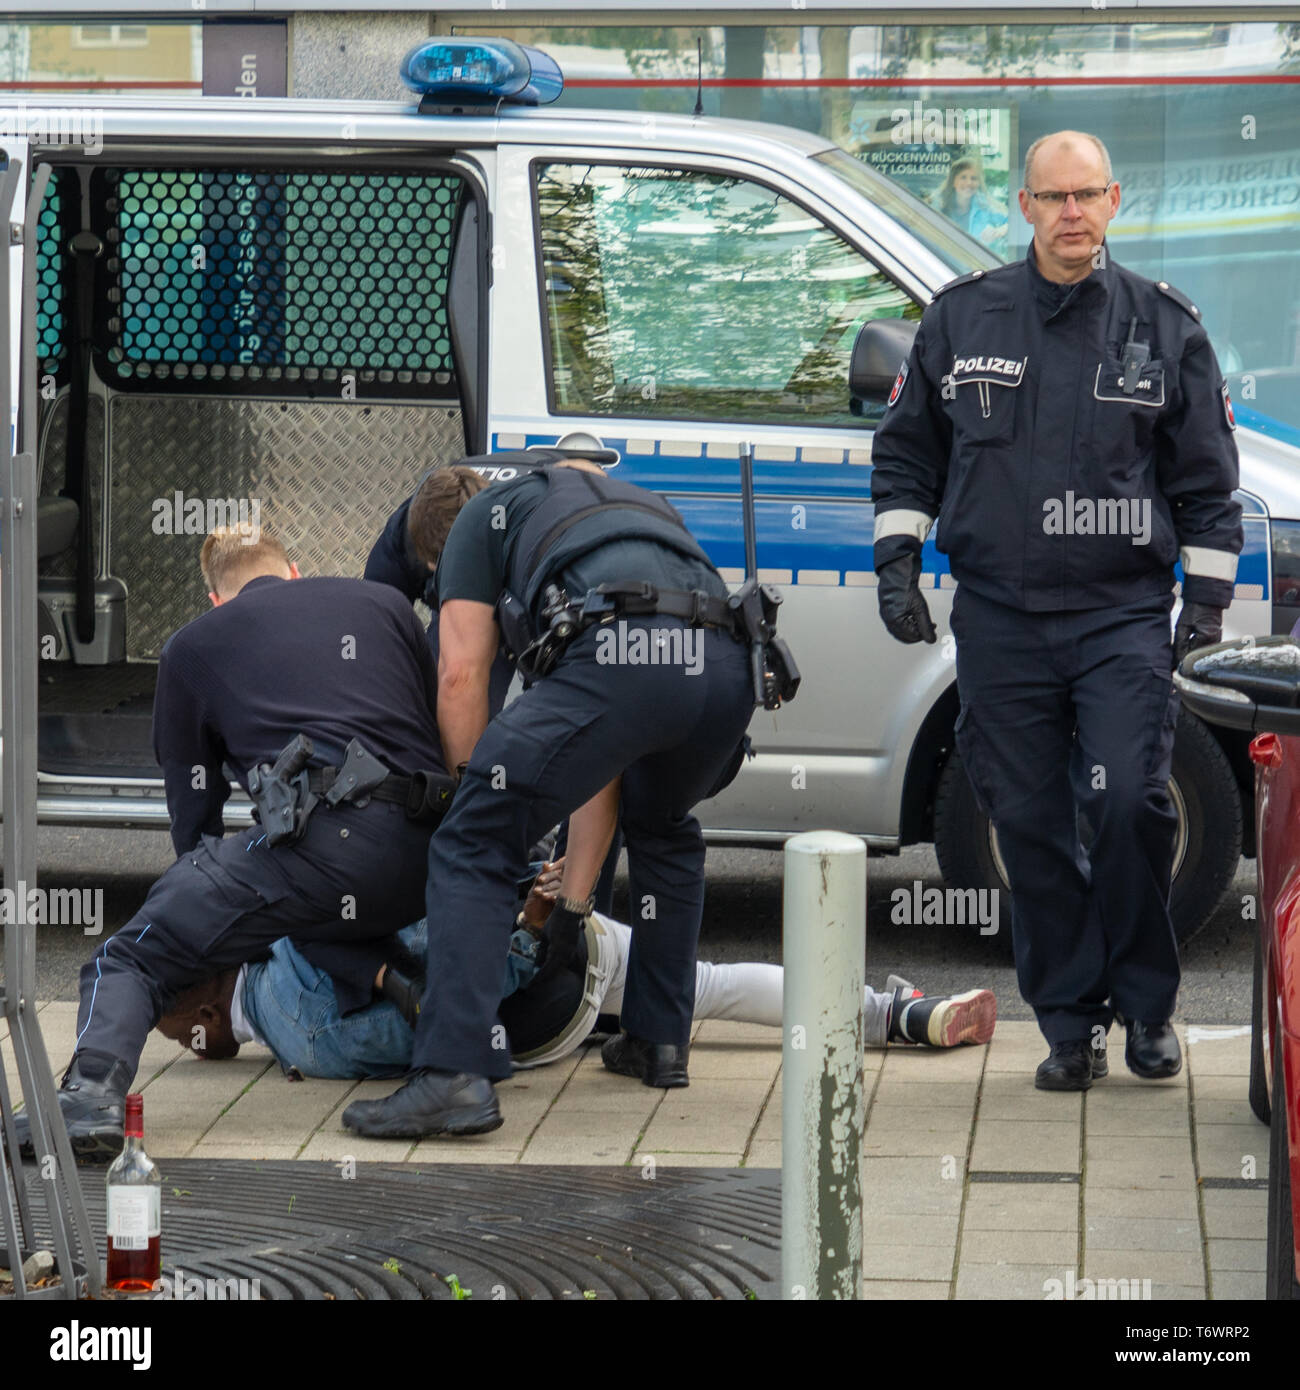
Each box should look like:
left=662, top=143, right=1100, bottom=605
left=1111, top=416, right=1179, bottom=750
left=932, top=708, right=1242, bottom=948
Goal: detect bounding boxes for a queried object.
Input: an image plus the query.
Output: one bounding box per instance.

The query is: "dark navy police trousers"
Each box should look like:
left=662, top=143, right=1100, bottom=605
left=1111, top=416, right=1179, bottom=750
left=412, top=617, right=755, bottom=1080
left=951, top=586, right=1181, bottom=1044
left=74, top=801, right=432, bottom=1080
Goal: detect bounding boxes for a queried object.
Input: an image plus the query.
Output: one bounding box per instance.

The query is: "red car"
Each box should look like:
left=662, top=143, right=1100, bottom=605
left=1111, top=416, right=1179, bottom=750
left=1175, top=635, right=1300, bottom=1299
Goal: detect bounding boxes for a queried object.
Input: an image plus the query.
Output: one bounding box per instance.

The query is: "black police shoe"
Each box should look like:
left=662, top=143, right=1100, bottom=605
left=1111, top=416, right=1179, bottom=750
left=601, top=1034, right=689, bottom=1088
left=1034, top=1038, right=1108, bottom=1092
left=340, top=1069, right=502, bottom=1138
left=1122, top=1018, right=1182, bottom=1080
left=10, top=1057, right=132, bottom=1164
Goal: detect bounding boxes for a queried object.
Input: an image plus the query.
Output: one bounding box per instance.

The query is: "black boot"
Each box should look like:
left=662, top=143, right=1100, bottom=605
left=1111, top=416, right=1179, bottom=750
left=601, top=1033, right=689, bottom=1088
left=11, top=1054, right=132, bottom=1164
left=341, top=1069, right=501, bottom=1138
left=1034, top=1038, right=1108, bottom=1092
left=1122, top=1018, right=1182, bottom=1079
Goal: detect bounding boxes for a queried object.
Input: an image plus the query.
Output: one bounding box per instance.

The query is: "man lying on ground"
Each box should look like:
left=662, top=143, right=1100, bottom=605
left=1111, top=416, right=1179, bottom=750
left=156, top=862, right=996, bottom=1079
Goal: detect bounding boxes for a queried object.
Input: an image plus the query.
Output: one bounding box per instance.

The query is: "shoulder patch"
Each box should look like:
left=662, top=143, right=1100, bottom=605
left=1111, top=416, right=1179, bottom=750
left=1155, top=280, right=1202, bottom=321
left=932, top=268, right=990, bottom=299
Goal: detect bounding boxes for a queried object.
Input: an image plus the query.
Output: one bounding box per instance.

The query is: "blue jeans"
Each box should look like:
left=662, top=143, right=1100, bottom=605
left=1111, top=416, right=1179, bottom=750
left=242, top=920, right=542, bottom=1079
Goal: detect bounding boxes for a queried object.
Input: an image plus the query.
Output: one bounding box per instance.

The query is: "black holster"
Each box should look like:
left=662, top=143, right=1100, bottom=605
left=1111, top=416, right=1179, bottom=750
left=727, top=579, right=801, bottom=710
left=247, top=733, right=317, bottom=847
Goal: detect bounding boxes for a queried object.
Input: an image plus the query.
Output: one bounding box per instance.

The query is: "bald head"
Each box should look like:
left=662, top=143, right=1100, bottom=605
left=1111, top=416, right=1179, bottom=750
left=1017, top=129, right=1121, bottom=284
left=1023, top=131, right=1112, bottom=193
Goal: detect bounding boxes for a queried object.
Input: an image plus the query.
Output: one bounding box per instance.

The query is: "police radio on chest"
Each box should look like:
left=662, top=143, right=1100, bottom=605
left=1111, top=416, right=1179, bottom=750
left=730, top=442, right=801, bottom=711
left=1121, top=316, right=1150, bottom=397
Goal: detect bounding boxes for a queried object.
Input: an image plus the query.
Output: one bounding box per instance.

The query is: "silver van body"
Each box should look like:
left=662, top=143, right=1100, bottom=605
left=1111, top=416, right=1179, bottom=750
left=1, top=93, right=1293, bottom=932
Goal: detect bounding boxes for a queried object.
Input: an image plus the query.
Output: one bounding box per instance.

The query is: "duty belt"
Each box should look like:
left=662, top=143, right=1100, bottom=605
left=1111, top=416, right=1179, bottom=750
left=579, top=581, right=739, bottom=631
left=306, top=765, right=455, bottom=821
left=515, top=581, right=740, bottom=681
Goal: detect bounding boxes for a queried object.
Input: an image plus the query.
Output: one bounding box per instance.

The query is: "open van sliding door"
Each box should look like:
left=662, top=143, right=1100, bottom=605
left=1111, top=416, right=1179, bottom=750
left=2, top=140, right=104, bottom=1299
left=28, top=152, right=489, bottom=824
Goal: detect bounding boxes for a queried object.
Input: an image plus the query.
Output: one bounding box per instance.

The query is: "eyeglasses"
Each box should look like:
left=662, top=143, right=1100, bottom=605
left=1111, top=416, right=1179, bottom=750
left=1026, top=184, right=1112, bottom=207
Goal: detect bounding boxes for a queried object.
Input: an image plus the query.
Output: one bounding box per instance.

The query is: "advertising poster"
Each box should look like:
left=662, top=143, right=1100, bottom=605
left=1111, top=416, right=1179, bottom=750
left=848, top=101, right=1017, bottom=258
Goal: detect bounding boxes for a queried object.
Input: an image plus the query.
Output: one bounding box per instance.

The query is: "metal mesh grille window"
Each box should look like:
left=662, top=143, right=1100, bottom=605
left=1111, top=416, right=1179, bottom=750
left=36, top=180, right=65, bottom=376
left=84, top=167, right=463, bottom=398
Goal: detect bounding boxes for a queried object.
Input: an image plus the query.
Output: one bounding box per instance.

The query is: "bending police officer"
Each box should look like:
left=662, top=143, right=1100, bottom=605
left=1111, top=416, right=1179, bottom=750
left=15, top=529, right=450, bottom=1159
left=343, top=450, right=758, bottom=1138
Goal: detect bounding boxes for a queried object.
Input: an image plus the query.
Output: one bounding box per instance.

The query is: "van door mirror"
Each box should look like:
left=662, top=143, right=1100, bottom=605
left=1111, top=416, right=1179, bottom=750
left=1173, top=636, right=1300, bottom=734
left=849, top=317, right=919, bottom=412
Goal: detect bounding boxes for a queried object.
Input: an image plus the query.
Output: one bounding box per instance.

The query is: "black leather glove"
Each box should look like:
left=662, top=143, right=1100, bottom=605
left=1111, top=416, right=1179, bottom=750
left=1173, top=601, right=1224, bottom=667
left=531, top=898, right=588, bottom=987
left=876, top=553, right=937, bottom=645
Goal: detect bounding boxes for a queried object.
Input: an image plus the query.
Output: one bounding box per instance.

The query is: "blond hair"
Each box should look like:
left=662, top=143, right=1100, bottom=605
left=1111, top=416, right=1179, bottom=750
left=200, top=527, right=292, bottom=598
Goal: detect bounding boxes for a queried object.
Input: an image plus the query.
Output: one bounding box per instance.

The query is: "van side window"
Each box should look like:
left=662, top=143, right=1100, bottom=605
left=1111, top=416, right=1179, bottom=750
left=36, top=168, right=465, bottom=399
left=536, top=162, right=920, bottom=427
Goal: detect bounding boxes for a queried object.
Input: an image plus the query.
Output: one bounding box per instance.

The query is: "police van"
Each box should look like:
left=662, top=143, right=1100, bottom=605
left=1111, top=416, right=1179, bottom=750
left=2, top=37, right=1294, bottom=943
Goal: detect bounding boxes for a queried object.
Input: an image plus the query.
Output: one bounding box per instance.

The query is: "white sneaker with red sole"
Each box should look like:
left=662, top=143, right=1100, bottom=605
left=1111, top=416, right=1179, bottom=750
left=885, top=976, right=997, bottom=1047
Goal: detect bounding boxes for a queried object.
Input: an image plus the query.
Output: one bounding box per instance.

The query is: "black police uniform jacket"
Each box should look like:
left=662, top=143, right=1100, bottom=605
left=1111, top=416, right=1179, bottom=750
left=870, top=244, right=1243, bottom=612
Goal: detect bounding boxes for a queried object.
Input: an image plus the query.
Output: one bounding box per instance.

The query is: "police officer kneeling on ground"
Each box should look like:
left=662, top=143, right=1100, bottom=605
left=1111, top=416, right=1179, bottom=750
left=343, top=449, right=762, bottom=1138
left=870, top=130, right=1243, bottom=1092
left=15, top=527, right=453, bottom=1159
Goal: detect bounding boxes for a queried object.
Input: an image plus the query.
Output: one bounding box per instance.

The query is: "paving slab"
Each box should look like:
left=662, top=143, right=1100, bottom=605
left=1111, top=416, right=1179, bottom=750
left=1200, top=1188, right=1269, bottom=1239
left=971, top=1118, right=1080, bottom=1173
left=859, top=1241, right=954, bottom=1281
left=1206, top=1237, right=1267, bottom=1273
left=1195, top=1124, right=1270, bottom=1181
left=1210, top=1270, right=1267, bottom=1299
left=959, top=1228, right=1078, bottom=1266
left=963, top=1183, right=1080, bottom=1232
left=862, top=1279, right=950, bottom=1299
left=1083, top=1215, right=1201, bottom=1252
left=1084, top=1249, right=1206, bottom=1288
left=1083, top=1184, right=1200, bottom=1220
left=955, top=1262, right=1066, bottom=1299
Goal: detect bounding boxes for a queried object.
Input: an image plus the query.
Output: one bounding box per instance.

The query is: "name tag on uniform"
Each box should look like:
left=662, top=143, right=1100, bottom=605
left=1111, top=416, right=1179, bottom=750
left=1093, top=361, right=1165, bottom=407
left=948, top=354, right=1027, bottom=387
left=946, top=354, right=1027, bottom=420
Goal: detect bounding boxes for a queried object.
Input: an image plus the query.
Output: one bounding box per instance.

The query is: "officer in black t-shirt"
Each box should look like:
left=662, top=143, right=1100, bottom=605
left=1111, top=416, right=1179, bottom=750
left=16, top=528, right=450, bottom=1162
left=343, top=451, right=757, bottom=1139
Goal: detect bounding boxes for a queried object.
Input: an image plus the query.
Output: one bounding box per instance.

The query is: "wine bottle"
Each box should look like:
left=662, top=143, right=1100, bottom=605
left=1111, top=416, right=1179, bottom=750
left=104, top=1093, right=161, bottom=1293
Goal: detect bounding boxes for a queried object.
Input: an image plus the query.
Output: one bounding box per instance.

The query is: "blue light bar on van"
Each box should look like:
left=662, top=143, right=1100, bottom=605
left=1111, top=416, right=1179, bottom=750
left=400, top=38, right=563, bottom=109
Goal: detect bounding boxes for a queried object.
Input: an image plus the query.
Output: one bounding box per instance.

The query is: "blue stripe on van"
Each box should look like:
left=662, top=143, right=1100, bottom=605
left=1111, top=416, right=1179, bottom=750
left=492, top=434, right=1269, bottom=601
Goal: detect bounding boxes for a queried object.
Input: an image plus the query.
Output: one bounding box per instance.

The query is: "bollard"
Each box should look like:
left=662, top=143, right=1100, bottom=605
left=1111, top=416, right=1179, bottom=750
left=781, top=830, right=866, bottom=1300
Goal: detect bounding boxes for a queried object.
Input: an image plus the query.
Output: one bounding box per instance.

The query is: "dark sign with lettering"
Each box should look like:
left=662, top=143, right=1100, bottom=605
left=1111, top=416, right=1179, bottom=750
left=202, top=21, right=288, bottom=99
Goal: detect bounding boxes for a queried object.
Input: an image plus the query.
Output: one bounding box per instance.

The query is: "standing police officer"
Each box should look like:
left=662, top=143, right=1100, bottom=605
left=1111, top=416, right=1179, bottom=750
left=343, top=451, right=757, bottom=1138
left=870, top=131, right=1243, bottom=1091
left=16, top=529, right=450, bottom=1158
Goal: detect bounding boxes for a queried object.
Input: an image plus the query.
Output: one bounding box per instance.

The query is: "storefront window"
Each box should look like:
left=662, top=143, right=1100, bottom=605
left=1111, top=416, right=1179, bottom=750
left=0, top=22, right=199, bottom=94
left=488, top=21, right=1300, bottom=435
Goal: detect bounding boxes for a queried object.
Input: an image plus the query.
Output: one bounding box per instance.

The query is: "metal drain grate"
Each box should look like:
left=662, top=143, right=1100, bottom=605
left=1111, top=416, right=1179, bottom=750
left=27, top=1162, right=780, bottom=1301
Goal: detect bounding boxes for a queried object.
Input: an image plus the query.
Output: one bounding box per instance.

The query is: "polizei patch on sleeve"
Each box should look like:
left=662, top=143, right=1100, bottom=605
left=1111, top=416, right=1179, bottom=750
left=1221, top=382, right=1237, bottom=431
left=887, top=358, right=909, bottom=407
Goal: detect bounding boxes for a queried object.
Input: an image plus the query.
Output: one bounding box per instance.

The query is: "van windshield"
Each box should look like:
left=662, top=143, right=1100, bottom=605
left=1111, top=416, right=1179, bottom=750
left=813, top=148, right=1003, bottom=279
